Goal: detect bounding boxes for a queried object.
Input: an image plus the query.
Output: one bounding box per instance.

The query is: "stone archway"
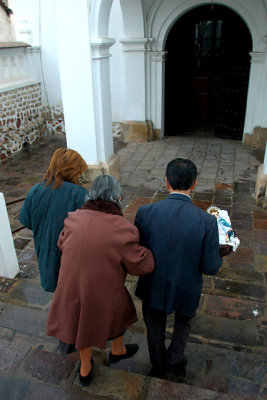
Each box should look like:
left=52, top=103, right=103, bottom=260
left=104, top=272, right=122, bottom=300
left=146, top=0, right=261, bottom=140
left=164, top=4, right=253, bottom=139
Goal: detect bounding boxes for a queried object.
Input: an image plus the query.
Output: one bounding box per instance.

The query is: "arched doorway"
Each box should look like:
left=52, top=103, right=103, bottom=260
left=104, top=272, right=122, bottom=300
left=164, top=5, right=252, bottom=139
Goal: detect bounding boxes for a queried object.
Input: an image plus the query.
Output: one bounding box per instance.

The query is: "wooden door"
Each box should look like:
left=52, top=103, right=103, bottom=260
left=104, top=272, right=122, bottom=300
left=164, top=5, right=252, bottom=139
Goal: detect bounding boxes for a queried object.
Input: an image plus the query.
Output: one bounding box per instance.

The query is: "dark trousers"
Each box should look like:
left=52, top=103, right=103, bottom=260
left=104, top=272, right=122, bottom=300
left=142, top=301, right=193, bottom=367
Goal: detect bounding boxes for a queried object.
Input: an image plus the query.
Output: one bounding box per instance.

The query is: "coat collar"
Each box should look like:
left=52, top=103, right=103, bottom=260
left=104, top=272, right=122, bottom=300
left=167, top=193, right=192, bottom=203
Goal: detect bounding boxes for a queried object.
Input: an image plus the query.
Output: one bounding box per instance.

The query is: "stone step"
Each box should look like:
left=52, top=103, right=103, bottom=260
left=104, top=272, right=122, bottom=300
left=0, top=336, right=234, bottom=400
left=74, top=363, right=233, bottom=400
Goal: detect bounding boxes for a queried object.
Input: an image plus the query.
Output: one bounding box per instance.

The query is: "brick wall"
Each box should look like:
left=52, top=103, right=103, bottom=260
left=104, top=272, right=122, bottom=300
left=0, top=83, right=47, bottom=161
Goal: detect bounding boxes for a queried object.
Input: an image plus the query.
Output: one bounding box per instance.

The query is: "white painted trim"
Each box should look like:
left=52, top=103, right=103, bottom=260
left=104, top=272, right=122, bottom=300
left=120, top=38, right=148, bottom=52
left=0, top=78, right=40, bottom=92
left=91, top=38, right=116, bottom=59
left=0, top=193, right=19, bottom=279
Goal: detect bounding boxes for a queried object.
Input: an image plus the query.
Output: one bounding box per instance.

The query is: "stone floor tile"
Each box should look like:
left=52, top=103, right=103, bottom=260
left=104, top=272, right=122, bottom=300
left=227, top=261, right=255, bottom=272
left=215, top=183, right=234, bottom=191
left=0, top=302, right=49, bottom=337
left=214, top=279, right=265, bottom=300
left=74, top=364, right=149, bottom=400
left=205, top=295, right=264, bottom=320
left=254, top=230, right=267, bottom=255
left=191, top=314, right=264, bottom=347
left=216, top=267, right=264, bottom=284
left=0, top=277, right=17, bottom=295
left=0, top=338, right=30, bottom=372
left=146, top=378, right=231, bottom=400
left=18, top=261, right=39, bottom=279
left=124, top=214, right=136, bottom=224
left=227, top=248, right=254, bottom=264
left=228, top=377, right=260, bottom=399
left=24, top=349, right=76, bottom=384
left=17, top=248, right=37, bottom=264
left=253, top=210, right=267, bottom=220
left=230, top=352, right=267, bottom=383
left=254, top=220, right=267, bottom=230
left=213, top=198, right=232, bottom=207
left=7, top=281, right=53, bottom=308
left=13, top=237, right=32, bottom=250
left=29, top=383, right=97, bottom=400
left=124, top=197, right=152, bottom=215
left=193, top=200, right=211, bottom=210
left=13, top=332, right=58, bottom=352
left=0, top=377, right=30, bottom=400
left=254, top=255, right=267, bottom=272
left=231, top=220, right=252, bottom=230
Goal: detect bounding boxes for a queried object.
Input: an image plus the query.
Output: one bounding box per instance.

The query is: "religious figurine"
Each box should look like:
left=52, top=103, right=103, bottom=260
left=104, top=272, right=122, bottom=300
left=207, top=206, right=240, bottom=252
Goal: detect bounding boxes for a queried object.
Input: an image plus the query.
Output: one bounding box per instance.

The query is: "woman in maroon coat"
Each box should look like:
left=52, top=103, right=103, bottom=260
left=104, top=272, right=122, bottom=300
left=46, top=175, right=154, bottom=385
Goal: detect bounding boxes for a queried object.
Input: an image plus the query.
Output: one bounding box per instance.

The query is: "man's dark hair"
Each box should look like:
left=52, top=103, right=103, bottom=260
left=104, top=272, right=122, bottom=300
left=166, top=158, right=197, bottom=190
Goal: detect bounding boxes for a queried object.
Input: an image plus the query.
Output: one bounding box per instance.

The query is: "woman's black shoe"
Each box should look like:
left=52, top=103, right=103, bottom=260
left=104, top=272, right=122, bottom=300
left=108, top=344, right=139, bottom=363
left=78, top=359, right=94, bottom=386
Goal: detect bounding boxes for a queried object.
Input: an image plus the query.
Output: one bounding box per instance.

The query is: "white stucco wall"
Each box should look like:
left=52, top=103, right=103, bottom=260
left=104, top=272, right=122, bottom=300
left=10, top=0, right=62, bottom=108
left=109, top=0, right=123, bottom=122
left=39, top=0, right=62, bottom=107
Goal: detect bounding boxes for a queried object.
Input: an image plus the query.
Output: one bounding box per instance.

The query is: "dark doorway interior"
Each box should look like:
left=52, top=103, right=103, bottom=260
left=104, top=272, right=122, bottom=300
left=164, top=5, right=252, bottom=139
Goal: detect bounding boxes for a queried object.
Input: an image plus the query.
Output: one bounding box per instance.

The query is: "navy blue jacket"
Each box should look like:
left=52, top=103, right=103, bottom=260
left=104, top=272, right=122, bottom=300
left=20, top=181, right=88, bottom=292
left=135, top=193, right=222, bottom=315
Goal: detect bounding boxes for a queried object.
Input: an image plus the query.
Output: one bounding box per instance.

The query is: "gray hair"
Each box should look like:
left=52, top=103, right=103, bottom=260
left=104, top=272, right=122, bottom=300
left=86, top=174, right=122, bottom=207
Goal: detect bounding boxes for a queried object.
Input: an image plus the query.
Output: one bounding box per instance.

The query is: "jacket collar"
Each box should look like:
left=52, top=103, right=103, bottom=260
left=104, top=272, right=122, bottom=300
left=167, top=193, right=192, bottom=203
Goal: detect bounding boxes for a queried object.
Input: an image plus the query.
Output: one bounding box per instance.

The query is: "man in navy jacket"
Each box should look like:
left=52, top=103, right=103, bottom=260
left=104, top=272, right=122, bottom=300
left=135, top=158, right=222, bottom=377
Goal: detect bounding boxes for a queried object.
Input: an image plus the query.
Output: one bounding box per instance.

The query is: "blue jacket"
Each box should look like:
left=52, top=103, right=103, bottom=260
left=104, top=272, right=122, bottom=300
left=135, top=193, right=222, bottom=315
left=20, top=181, right=88, bottom=292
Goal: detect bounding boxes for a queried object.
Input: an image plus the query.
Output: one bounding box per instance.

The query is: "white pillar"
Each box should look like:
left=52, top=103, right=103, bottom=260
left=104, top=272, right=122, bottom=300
left=0, top=193, right=19, bottom=279
left=147, top=50, right=167, bottom=136
left=120, top=38, right=148, bottom=121
left=91, top=38, right=116, bottom=161
left=264, top=142, right=267, bottom=175
left=55, top=0, right=119, bottom=179
left=243, top=52, right=265, bottom=137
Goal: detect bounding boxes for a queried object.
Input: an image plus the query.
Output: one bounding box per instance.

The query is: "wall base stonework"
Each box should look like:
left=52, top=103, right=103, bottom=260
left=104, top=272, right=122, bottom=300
left=255, top=164, right=267, bottom=209
left=46, top=105, right=65, bottom=135
left=80, top=154, right=120, bottom=184
left=244, top=127, right=267, bottom=150
left=0, top=83, right=46, bottom=161
left=122, top=120, right=160, bottom=142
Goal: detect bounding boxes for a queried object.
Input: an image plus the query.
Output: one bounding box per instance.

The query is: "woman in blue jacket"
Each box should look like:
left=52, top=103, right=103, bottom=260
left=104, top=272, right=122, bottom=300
left=20, top=148, right=88, bottom=293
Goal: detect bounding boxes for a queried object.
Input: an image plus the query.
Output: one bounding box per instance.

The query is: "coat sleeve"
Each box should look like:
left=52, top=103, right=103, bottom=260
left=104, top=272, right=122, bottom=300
left=200, top=217, right=223, bottom=275
left=121, top=225, right=154, bottom=276
left=19, top=193, right=33, bottom=230
left=134, top=208, right=147, bottom=247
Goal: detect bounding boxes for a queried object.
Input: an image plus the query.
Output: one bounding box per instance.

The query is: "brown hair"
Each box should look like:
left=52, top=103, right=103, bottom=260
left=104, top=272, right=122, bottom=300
left=45, top=148, right=87, bottom=189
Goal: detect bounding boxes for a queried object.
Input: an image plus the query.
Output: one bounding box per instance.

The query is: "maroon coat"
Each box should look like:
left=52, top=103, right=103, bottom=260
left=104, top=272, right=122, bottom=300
left=46, top=202, right=154, bottom=350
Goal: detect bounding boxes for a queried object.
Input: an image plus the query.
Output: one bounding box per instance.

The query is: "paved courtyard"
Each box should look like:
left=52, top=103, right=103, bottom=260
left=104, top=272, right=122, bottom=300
left=0, top=133, right=267, bottom=399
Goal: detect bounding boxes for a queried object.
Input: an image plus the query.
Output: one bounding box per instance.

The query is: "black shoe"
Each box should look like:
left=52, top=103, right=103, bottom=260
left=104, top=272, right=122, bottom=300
left=148, top=364, right=167, bottom=378
left=108, top=344, right=139, bottom=363
left=168, top=357, right=188, bottom=374
left=78, top=358, right=94, bottom=386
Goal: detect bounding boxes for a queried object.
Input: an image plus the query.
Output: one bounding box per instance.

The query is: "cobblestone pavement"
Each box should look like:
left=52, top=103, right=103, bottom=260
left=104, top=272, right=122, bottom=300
left=0, top=133, right=267, bottom=399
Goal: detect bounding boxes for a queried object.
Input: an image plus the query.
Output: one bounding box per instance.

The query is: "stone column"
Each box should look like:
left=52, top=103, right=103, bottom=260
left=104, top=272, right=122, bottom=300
left=243, top=51, right=265, bottom=136
left=0, top=193, right=19, bottom=279
left=91, top=38, right=116, bottom=162
left=55, top=0, right=119, bottom=180
left=147, top=50, right=167, bottom=139
left=120, top=38, right=153, bottom=141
